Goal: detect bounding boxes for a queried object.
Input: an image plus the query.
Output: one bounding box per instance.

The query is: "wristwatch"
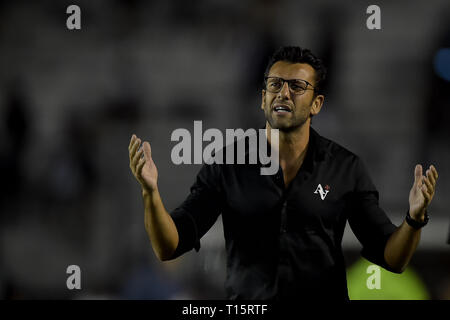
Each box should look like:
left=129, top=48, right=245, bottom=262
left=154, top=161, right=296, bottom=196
left=405, top=210, right=429, bottom=229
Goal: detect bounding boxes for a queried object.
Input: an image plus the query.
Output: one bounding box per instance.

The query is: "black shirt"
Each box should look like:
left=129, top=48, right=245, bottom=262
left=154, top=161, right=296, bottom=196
left=169, top=126, right=397, bottom=300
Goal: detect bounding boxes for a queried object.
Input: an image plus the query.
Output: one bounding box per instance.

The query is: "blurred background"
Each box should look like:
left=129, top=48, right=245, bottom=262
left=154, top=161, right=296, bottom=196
left=0, top=0, right=449, bottom=299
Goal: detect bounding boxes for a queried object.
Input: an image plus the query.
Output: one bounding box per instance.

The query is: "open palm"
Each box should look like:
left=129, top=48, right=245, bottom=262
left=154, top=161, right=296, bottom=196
left=129, top=135, right=158, bottom=192
left=409, top=164, right=438, bottom=220
left=139, top=141, right=158, bottom=191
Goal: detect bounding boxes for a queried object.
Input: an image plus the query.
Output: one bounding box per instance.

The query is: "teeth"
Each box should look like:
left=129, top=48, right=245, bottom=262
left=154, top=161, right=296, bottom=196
left=274, top=106, right=290, bottom=112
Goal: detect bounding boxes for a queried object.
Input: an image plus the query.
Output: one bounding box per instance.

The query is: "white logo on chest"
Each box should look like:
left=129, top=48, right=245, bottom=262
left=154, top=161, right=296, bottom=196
left=314, top=184, right=330, bottom=200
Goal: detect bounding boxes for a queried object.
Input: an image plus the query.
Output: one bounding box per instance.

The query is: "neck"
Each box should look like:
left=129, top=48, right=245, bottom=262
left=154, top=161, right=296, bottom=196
left=266, top=121, right=310, bottom=163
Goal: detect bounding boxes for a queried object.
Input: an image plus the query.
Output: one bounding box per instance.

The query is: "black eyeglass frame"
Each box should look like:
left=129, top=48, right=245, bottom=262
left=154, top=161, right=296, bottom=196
left=264, top=76, right=317, bottom=95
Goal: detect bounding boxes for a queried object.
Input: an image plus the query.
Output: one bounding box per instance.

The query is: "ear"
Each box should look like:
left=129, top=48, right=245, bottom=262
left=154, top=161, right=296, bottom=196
left=260, top=89, right=266, bottom=110
left=310, top=94, right=324, bottom=116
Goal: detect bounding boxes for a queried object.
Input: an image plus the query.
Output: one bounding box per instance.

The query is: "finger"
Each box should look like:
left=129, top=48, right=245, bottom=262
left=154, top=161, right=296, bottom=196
left=129, top=136, right=139, bottom=160
left=143, top=141, right=152, bottom=161
left=414, top=164, right=422, bottom=185
left=136, top=157, right=146, bottom=179
left=130, top=138, right=141, bottom=161
left=423, top=177, right=434, bottom=195
left=132, top=148, right=144, bottom=169
left=128, top=134, right=136, bottom=151
left=426, top=168, right=436, bottom=186
left=430, top=165, right=438, bottom=181
left=421, top=184, right=431, bottom=203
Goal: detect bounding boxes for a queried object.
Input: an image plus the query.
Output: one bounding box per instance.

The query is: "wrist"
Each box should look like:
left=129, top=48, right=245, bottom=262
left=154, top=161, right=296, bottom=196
left=142, top=186, right=158, bottom=199
left=409, top=208, right=426, bottom=222
left=405, top=210, right=429, bottom=229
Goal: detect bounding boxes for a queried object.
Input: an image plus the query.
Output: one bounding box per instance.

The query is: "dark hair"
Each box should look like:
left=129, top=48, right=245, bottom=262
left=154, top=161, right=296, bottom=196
left=264, top=46, right=327, bottom=96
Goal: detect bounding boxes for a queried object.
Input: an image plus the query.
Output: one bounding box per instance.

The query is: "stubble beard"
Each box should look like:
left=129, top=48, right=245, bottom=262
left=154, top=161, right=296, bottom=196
left=264, top=106, right=309, bottom=133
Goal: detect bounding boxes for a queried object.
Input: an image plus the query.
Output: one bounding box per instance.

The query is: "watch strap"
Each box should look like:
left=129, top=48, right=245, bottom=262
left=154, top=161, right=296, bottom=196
left=405, top=210, right=429, bottom=229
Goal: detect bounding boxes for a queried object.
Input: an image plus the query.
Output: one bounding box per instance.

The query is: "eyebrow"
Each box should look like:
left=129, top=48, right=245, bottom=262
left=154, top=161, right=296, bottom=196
left=267, top=75, right=313, bottom=83
left=265, top=76, right=316, bottom=89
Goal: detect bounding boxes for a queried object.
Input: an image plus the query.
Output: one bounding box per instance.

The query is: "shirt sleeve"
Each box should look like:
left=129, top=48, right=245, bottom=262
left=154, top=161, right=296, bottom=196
left=346, top=156, right=398, bottom=272
left=169, top=163, right=223, bottom=259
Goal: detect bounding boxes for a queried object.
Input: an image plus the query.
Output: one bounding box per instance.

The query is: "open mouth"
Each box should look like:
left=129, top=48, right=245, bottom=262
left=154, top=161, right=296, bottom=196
left=272, top=104, right=292, bottom=113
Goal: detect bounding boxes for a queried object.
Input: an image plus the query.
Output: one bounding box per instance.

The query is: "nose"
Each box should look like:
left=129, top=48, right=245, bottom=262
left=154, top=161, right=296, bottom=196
left=277, top=81, right=291, bottom=100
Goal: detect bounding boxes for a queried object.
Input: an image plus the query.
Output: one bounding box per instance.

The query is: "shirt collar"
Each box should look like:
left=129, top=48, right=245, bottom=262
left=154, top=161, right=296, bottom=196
left=258, top=125, right=331, bottom=161
left=254, top=125, right=331, bottom=175
left=309, top=126, right=332, bottom=162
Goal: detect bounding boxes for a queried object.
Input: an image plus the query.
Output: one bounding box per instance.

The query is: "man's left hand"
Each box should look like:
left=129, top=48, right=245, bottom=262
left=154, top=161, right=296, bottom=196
left=409, top=164, right=438, bottom=221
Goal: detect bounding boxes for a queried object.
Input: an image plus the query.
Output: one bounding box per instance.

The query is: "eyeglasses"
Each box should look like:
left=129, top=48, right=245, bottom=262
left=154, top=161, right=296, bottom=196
left=264, top=76, right=316, bottom=95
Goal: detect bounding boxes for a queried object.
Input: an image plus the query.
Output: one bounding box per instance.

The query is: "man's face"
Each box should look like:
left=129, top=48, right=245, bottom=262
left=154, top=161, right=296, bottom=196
left=261, top=61, right=324, bottom=132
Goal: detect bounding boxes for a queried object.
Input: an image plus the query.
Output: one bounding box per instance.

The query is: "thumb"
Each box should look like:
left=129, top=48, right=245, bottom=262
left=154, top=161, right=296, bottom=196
left=143, top=141, right=152, bottom=161
left=414, top=164, right=423, bottom=186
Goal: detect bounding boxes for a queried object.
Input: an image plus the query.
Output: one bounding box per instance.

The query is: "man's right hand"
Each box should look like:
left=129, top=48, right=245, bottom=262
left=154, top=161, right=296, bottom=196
left=129, top=134, right=158, bottom=193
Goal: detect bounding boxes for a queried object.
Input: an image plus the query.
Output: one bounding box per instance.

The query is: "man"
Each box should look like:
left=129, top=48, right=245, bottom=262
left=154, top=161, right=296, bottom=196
left=128, top=46, right=438, bottom=300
